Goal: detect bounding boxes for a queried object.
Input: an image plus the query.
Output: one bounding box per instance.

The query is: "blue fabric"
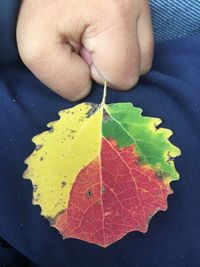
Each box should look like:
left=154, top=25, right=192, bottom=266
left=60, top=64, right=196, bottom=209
left=0, top=34, right=200, bottom=266
left=0, top=244, right=30, bottom=267
left=0, top=0, right=21, bottom=66
left=150, top=0, right=200, bottom=43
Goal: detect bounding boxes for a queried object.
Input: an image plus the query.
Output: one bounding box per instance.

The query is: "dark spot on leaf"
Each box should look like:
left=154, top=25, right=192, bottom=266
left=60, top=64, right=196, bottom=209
left=103, top=109, right=112, bottom=122
left=156, top=169, right=169, bottom=179
left=67, top=134, right=75, bottom=140
left=46, top=216, right=56, bottom=225
left=137, top=156, right=144, bottom=165
left=33, top=193, right=40, bottom=202
left=101, top=185, right=105, bottom=194
left=33, top=185, right=38, bottom=192
left=35, top=144, right=43, bottom=151
left=167, top=151, right=175, bottom=165
left=46, top=209, right=66, bottom=225
left=156, top=169, right=163, bottom=179
left=49, top=127, right=54, bottom=132
left=85, top=104, right=100, bottom=118
left=61, top=181, right=66, bottom=188
left=40, top=157, right=44, bottom=161
left=79, top=116, right=84, bottom=122
left=86, top=189, right=92, bottom=198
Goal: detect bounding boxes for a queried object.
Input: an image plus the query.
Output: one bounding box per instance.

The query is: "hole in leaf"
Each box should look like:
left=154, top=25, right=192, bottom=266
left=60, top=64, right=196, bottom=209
left=86, top=189, right=93, bottom=198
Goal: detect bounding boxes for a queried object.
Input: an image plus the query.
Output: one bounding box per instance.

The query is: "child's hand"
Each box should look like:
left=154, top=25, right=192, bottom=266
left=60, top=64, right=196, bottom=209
left=17, top=0, right=153, bottom=101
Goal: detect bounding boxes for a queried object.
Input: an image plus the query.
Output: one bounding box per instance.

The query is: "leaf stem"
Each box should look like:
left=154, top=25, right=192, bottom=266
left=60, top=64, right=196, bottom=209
left=101, top=80, right=107, bottom=107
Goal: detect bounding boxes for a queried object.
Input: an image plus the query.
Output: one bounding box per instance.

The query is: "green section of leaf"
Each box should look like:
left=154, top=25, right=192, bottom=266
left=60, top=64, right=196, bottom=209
left=103, top=103, right=181, bottom=181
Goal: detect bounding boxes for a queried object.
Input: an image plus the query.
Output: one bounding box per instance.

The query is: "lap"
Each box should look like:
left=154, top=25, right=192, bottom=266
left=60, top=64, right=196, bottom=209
left=0, top=35, right=200, bottom=266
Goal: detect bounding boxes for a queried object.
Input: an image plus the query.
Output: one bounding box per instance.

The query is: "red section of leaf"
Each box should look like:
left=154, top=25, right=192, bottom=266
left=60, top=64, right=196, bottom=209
left=54, top=138, right=172, bottom=247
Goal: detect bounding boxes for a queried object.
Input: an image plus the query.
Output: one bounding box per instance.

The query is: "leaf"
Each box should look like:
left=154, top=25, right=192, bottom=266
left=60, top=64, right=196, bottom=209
left=24, top=82, right=181, bottom=248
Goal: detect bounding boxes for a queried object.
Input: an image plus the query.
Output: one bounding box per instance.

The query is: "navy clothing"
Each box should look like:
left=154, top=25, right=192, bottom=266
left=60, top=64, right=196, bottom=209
left=0, top=1, right=20, bottom=67
left=0, top=237, right=30, bottom=267
left=0, top=1, right=200, bottom=267
left=150, top=0, right=200, bottom=42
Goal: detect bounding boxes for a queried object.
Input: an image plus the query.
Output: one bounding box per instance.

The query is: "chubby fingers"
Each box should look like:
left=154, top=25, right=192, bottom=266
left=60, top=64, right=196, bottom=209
left=82, top=1, right=154, bottom=91
left=18, top=40, right=92, bottom=101
left=83, top=19, right=141, bottom=90
left=17, top=0, right=154, bottom=101
left=17, top=7, right=91, bottom=101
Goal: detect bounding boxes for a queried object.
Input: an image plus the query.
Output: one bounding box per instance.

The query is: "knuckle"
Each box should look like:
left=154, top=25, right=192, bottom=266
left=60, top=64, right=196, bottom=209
left=67, top=92, right=85, bottom=102
left=110, top=61, right=140, bottom=90
left=116, top=68, right=140, bottom=90
left=66, top=84, right=91, bottom=102
left=123, top=73, right=140, bottom=90
left=141, top=55, right=154, bottom=75
left=144, top=39, right=154, bottom=62
left=141, top=39, right=154, bottom=74
left=18, top=41, right=45, bottom=67
left=141, top=62, right=152, bottom=74
left=124, top=64, right=140, bottom=89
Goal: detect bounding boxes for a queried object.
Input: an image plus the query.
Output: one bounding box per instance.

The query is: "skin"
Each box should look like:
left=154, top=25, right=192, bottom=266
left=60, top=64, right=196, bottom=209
left=16, top=0, right=154, bottom=101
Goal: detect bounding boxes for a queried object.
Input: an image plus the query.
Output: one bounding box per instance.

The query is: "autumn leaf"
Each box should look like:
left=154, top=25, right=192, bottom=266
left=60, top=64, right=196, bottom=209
left=24, top=82, right=181, bottom=248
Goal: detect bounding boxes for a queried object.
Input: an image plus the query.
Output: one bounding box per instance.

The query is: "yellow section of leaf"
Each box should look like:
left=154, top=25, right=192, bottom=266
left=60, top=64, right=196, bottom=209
left=24, top=103, right=103, bottom=219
